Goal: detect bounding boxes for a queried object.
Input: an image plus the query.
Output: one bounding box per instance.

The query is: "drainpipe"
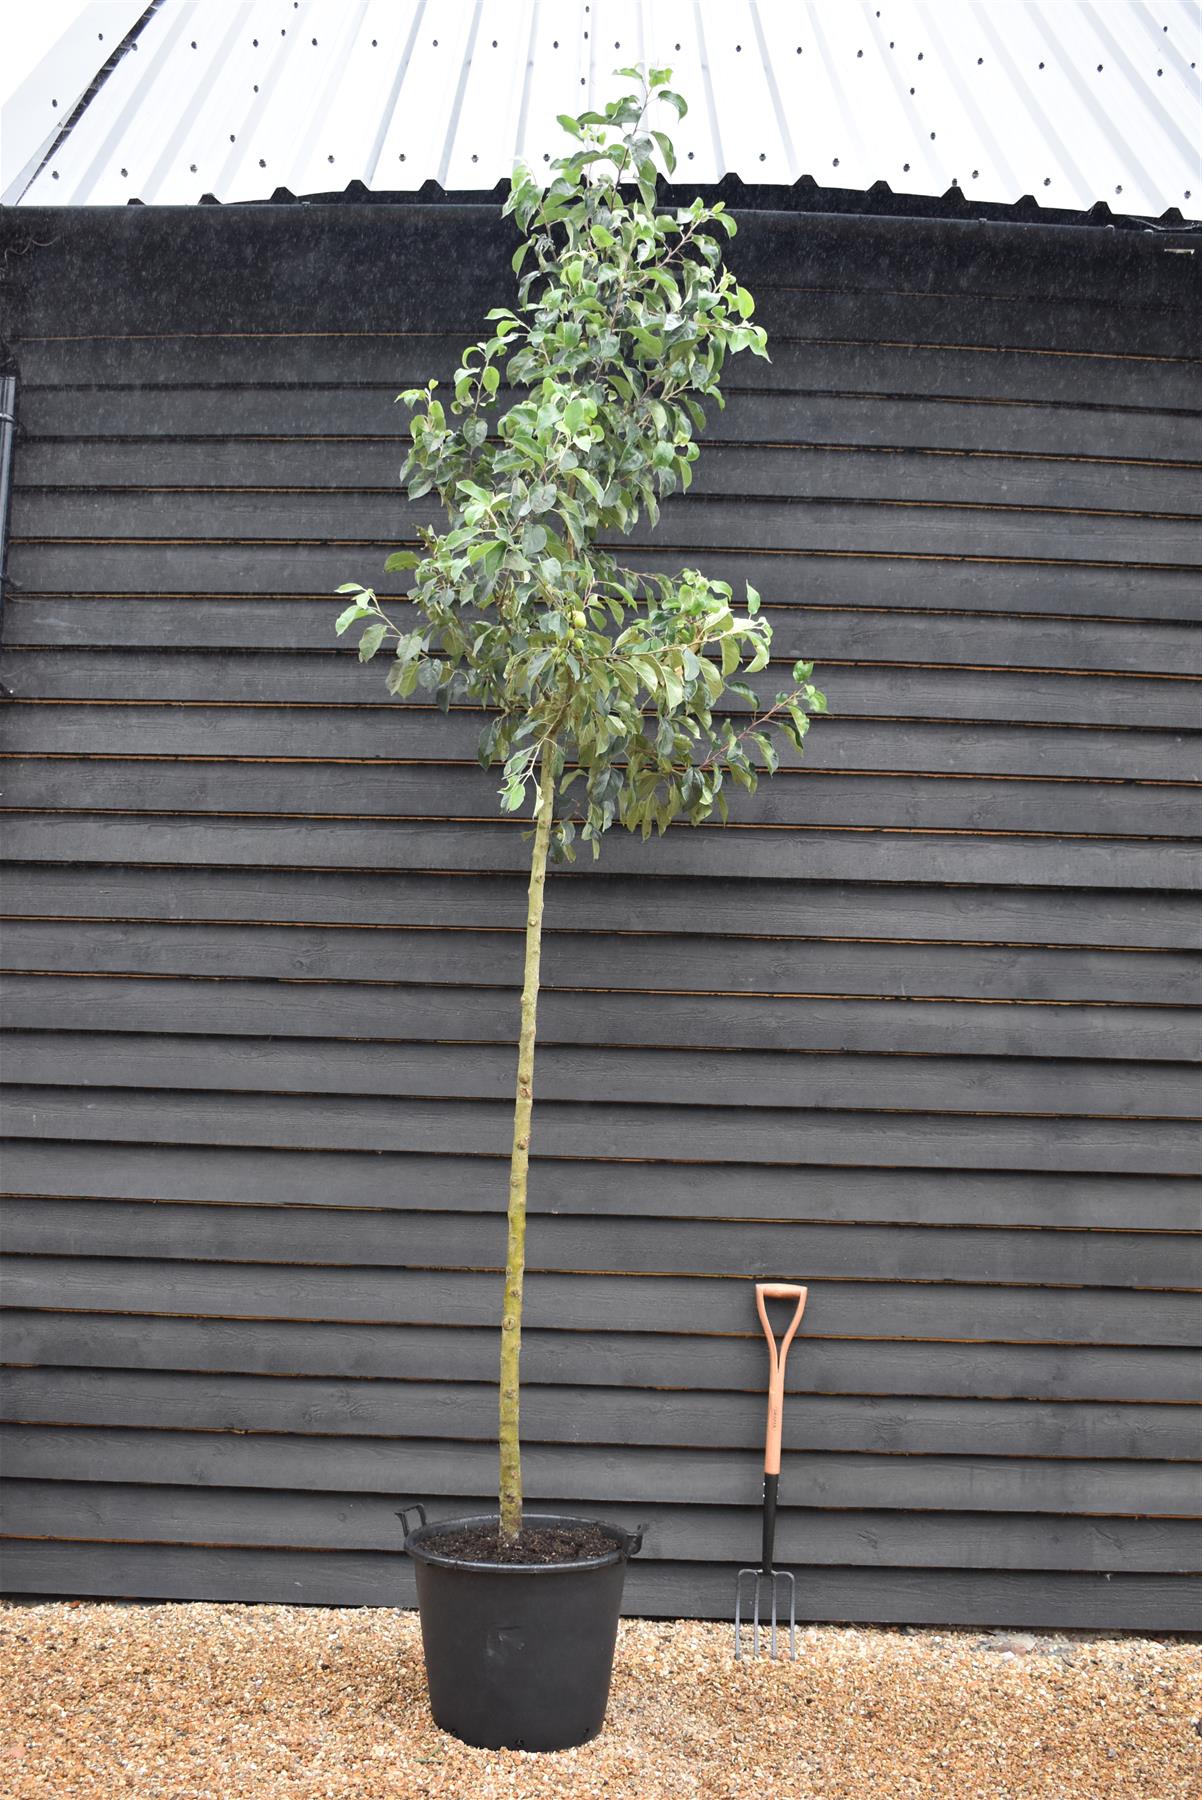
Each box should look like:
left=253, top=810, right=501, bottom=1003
left=0, top=362, right=15, bottom=637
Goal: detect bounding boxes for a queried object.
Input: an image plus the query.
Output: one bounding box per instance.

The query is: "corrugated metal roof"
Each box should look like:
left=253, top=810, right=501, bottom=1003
left=6, top=0, right=1200, bottom=219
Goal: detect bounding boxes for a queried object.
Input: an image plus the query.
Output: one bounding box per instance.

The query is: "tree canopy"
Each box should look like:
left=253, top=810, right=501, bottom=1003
left=337, top=67, right=825, bottom=858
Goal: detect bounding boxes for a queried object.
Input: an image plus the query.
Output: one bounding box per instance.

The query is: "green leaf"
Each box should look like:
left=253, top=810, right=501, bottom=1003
left=334, top=601, right=373, bottom=635
left=384, top=550, right=420, bottom=572
left=357, top=622, right=387, bottom=662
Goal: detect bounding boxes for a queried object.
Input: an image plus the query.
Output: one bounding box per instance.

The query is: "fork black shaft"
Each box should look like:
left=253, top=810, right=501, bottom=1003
left=760, top=1472, right=778, bottom=1574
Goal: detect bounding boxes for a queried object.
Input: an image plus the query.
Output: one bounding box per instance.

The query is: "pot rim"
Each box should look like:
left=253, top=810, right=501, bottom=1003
left=403, top=1511, right=639, bottom=1575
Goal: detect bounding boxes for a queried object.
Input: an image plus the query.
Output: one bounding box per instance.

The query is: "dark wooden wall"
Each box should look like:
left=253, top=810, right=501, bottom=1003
left=1, top=203, right=1199, bottom=1627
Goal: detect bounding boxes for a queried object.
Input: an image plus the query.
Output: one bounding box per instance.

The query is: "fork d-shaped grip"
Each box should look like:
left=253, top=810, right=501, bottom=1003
left=755, top=1283, right=808, bottom=1477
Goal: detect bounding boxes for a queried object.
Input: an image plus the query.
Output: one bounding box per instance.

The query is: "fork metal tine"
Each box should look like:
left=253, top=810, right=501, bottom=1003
left=734, top=1567, right=796, bottom=1660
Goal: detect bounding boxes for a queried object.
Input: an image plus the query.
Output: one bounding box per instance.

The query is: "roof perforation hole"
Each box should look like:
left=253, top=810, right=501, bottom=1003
left=759, top=152, right=765, bottom=160
left=553, top=39, right=558, bottom=46
left=1115, top=184, right=1122, bottom=193
left=312, top=38, right=318, bottom=46
left=253, top=85, right=259, bottom=93
left=472, top=154, right=478, bottom=161
left=977, top=57, right=983, bottom=64
left=675, top=42, right=681, bottom=49
left=857, top=49, right=863, bottom=57
left=930, top=131, right=936, bottom=139
left=230, top=134, right=235, bottom=142
left=328, top=155, right=334, bottom=163
left=259, top=158, right=266, bottom=168
left=189, top=163, right=197, bottom=172
left=51, top=170, right=59, bottom=179
left=796, top=46, right=802, bottom=53
left=492, top=39, right=497, bottom=46
left=399, top=153, right=406, bottom=160
left=736, top=43, right=742, bottom=50
left=1038, top=61, right=1045, bottom=69
left=903, top=162, right=910, bottom=172
left=120, top=167, right=127, bottom=176
left=371, top=38, right=377, bottom=47
left=1186, top=190, right=1192, bottom=198
left=972, top=169, right=979, bottom=178
left=51, top=98, right=57, bottom=107
left=1158, top=68, right=1163, bottom=75
left=833, top=157, right=839, bottom=166
left=252, top=38, right=258, bottom=46
left=433, top=38, right=438, bottom=45
left=909, top=86, right=915, bottom=94
left=917, top=51, right=923, bottom=59
left=1043, top=177, right=1051, bottom=186
left=687, top=151, right=694, bottom=159
left=1097, top=63, right=1103, bottom=71
left=190, top=41, right=197, bottom=49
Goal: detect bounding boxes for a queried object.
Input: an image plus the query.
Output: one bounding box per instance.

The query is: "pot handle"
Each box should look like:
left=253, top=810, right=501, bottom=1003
left=395, top=1503, right=428, bottom=1542
left=627, top=1523, right=648, bottom=1557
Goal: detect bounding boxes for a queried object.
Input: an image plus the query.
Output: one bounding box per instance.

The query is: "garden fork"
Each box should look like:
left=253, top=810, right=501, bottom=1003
left=734, top=1282, right=808, bottom=1661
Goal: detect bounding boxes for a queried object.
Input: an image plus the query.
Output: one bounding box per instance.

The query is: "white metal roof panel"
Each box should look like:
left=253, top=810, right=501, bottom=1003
left=7, top=0, right=1201, bottom=218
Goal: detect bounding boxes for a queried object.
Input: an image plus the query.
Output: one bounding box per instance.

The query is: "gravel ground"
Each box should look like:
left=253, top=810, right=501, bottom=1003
left=1, top=1600, right=1199, bottom=1799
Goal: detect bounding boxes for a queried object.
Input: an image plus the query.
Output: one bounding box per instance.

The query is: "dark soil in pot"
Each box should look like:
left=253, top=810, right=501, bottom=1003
left=402, top=1511, right=640, bottom=1752
left=429, top=1521, right=617, bottom=1565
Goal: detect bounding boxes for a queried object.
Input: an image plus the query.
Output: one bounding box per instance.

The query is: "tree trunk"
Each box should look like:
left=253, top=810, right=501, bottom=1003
left=498, top=747, right=556, bottom=1543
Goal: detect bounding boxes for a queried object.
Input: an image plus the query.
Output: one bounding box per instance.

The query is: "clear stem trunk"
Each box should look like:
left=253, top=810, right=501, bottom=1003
left=498, top=747, right=556, bottom=1543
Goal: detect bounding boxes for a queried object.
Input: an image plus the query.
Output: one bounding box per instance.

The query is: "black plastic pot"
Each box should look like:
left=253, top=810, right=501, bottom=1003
left=399, top=1508, right=642, bottom=1751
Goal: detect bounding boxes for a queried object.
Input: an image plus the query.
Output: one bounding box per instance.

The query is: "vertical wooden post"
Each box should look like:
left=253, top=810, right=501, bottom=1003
left=497, top=746, right=556, bottom=1543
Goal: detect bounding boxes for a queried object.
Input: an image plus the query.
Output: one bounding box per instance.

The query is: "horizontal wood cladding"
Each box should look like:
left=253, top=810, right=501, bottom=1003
left=11, top=546, right=1201, bottom=620
left=4, top=1141, right=1198, bottom=1230
left=11, top=1425, right=1201, bottom=1516
left=16, top=387, right=1202, bottom=467
left=1, top=204, right=1198, bottom=1625
left=5, top=759, right=1200, bottom=838
left=6, top=918, right=1193, bottom=1001
left=15, top=444, right=1202, bottom=522
left=5, top=1538, right=1199, bottom=1626
left=6, top=1199, right=1201, bottom=1290
left=4, top=1482, right=1197, bottom=1573
left=12, top=490, right=1202, bottom=567
left=2, top=864, right=1195, bottom=944
left=5, top=814, right=1195, bottom=887
left=5, top=1312, right=1197, bottom=1403
left=7, top=1367, right=1195, bottom=1461
left=3, top=1035, right=1199, bottom=1119
left=5, top=978, right=1197, bottom=1064
left=5, top=1259, right=1197, bottom=1346
left=5, top=608, right=1200, bottom=680
left=7, top=652, right=1201, bottom=732
left=5, top=1086, right=1199, bottom=1172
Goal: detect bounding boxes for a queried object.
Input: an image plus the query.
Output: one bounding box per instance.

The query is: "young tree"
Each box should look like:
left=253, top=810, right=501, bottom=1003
left=336, top=69, right=826, bottom=1545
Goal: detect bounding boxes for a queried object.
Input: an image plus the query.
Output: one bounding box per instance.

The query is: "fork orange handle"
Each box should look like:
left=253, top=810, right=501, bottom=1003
left=755, top=1283, right=808, bottom=1476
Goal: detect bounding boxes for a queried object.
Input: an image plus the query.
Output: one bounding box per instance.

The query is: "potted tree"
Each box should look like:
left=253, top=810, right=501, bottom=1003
left=336, top=69, right=826, bottom=1751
